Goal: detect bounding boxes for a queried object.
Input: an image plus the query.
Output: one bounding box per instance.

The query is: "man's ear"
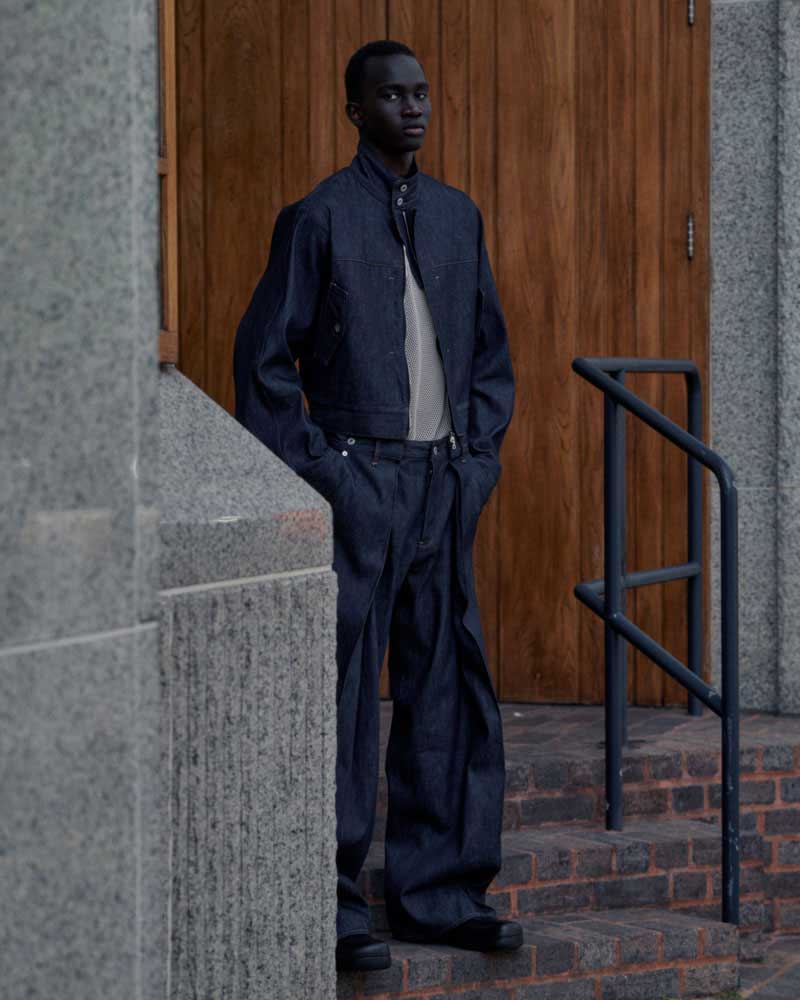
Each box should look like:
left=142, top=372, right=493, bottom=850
left=346, top=105, right=364, bottom=128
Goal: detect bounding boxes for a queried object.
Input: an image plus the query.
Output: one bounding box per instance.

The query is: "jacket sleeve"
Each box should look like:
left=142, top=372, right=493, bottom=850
left=468, top=206, right=516, bottom=462
left=233, top=202, right=344, bottom=503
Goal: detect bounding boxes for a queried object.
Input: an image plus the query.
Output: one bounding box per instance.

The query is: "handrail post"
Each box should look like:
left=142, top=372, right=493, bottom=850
left=617, top=372, right=629, bottom=746
left=721, top=482, right=740, bottom=923
left=604, top=387, right=624, bottom=830
left=687, top=372, right=703, bottom=716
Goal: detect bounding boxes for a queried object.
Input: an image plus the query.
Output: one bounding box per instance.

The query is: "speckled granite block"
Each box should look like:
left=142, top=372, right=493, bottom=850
left=0, top=0, right=160, bottom=646
left=160, top=571, right=338, bottom=999
left=777, top=0, right=800, bottom=486
left=710, top=0, right=792, bottom=713
left=710, top=486, right=777, bottom=710
left=159, top=368, right=335, bottom=589
left=711, top=0, right=778, bottom=491
left=776, top=1, right=800, bottom=714
left=0, top=625, right=164, bottom=999
left=778, top=488, right=800, bottom=711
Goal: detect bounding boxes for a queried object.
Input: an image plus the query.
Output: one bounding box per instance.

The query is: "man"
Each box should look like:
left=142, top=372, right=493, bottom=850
left=233, top=39, right=519, bottom=973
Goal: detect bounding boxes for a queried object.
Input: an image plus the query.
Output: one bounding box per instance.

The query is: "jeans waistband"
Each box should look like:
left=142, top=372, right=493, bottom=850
left=323, top=429, right=466, bottom=462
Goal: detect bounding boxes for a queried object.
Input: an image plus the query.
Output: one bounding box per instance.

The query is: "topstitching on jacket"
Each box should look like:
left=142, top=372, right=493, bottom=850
left=232, top=131, right=515, bottom=488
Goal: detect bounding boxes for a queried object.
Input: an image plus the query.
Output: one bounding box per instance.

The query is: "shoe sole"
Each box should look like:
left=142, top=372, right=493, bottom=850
left=393, top=927, right=524, bottom=951
left=336, top=942, right=392, bottom=972
left=336, top=954, right=392, bottom=972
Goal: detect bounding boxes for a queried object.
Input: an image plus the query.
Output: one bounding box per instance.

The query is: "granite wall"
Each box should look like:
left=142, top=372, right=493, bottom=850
left=158, top=368, right=338, bottom=999
left=0, top=0, right=163, bottom=996
left=710, top=0, right=800, bottom=712
left=775, top=1, right=800, bottom=712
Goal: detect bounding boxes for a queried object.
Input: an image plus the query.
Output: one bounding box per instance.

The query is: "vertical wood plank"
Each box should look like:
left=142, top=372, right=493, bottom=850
left=467, top=0, right=501, bottom=692
left=284, top=0, right=312, bottom=205
left=632, top=0, right=668, bottom=705
left=176, top=0, right=206, bottom=386
left=443, top=0, right=470, bottom=195
left=691, top=0, right=712, bottom=686
left=576, top=0, right=609, bottom=704
left=204, top=0, right=285, bottom=410
left=159, top=0, right=180, bottom=362
left=661, top=0, right=693, bottom=705
left=499, top=0, right=580, bottom=701
left=606, top=0, right=638, bottom=704
left=310, top=0, right=337, bottom=183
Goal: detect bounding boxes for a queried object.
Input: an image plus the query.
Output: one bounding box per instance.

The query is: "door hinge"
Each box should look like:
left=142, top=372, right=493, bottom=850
left=687, top=211, right=695, bottom=261
left=688, top=0, right=695, bottom=26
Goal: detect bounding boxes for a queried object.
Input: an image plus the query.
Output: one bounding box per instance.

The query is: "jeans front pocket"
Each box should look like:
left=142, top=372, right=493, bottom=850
left=303, top=444, right=351, bottom=506
left=470, top=451, right=501, bottom=511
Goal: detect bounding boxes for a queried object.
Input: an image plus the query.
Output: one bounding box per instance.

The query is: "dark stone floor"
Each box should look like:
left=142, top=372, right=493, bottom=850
left=736, top=934, right=800, bottom=998
left=497, top=703, right=800, bottom=759
left=378, top=702, right=800, bottom=761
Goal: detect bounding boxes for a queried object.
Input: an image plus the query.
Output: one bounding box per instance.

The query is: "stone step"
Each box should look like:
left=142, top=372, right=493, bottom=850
left=358, top=819, right=767, bottom=937
left=336, top=906, right=739, bottom=999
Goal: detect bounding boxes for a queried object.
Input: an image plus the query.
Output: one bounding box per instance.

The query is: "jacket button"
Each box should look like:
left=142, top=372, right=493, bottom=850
left=396, top=196, right=403, bottom=205
left=341, top=450, right=348, bottom=456
left=347, top=437, right=355, bottom=444
left=400, top=183, right=407, bottom=192
left=333, top=322, right=341, bottom=332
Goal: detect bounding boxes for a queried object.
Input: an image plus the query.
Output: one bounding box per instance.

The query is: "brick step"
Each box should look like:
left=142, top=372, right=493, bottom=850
left=336, top=907, right=739, bottom=999
left=370, top=740, right=800, bottom=838
left=358, top=819, right=767, bottom=938
left=372, top=706, right=800, bottom=936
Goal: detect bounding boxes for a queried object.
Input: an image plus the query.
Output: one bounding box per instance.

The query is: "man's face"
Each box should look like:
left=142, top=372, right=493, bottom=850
left=349, top=53, right=431, bottom=155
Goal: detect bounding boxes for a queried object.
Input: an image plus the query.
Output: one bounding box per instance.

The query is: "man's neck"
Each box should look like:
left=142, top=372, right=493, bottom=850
left=360, top=134, right=415, bottom=179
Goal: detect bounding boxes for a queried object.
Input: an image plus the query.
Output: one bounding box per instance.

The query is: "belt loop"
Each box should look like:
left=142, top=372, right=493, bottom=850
left=372, top=439, right=380, bottom=465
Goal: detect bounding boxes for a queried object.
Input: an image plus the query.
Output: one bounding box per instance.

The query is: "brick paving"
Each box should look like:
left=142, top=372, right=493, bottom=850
left=378, top=702, right=800, bottom=769
left=377, top=703, right=800, bottom=935
left=737, top=934, right=800, bottom=998
left=347, top=704, right=800, bottom=997
left=338, top=907, right=740, bottom=999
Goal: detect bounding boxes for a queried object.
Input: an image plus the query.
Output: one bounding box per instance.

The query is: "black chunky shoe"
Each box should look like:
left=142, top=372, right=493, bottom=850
left=335, top=932, right=392, bottom=972
left=438, top=916, right=524, bottom=951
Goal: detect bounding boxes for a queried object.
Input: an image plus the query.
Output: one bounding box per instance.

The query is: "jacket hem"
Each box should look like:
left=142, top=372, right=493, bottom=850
left=309, top=401, right=409, bottom=439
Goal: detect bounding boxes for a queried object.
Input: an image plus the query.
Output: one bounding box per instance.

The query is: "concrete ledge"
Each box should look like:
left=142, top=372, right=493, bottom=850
left=158, top=368, right=338, bottom=997
left=159, top=367, right=334, bottom=589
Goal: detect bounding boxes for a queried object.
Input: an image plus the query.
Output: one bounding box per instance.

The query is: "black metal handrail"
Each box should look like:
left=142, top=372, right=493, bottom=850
left=572, top=357, right=740, bottom=925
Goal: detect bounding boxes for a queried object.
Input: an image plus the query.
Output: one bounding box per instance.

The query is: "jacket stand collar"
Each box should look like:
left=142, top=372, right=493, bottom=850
left=353, top=134, right=420, bottom=212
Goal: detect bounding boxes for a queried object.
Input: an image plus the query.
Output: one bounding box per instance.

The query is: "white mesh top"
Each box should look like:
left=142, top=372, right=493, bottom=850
left=402, top=242, right=454, bottom=441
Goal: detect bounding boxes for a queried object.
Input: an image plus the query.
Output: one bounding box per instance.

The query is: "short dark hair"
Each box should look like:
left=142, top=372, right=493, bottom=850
left=345, top=40, right=420, bottom=104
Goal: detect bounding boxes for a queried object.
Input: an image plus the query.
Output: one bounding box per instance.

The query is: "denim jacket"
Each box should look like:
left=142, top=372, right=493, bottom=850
left=233, top=134, right=515, bottom=504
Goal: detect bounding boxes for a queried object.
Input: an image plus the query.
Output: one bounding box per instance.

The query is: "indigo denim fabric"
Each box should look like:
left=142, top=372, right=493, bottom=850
left=324, top=430, right=505, bottom=940
left=233, top=133, right=516, bottom=940
left=233, top=133, right=515, bottom=492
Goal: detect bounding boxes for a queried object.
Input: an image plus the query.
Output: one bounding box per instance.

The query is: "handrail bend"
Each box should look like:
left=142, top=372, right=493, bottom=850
left=572, top=356, right=740, bottom=925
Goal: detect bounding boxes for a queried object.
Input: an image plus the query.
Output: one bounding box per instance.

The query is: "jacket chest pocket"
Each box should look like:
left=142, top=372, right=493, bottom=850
left=313, top=280, right=349, bottom=366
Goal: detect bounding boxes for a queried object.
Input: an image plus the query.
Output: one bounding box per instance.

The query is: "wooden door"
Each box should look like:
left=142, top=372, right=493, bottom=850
left=493, top=0, right=709, bottom=705
left=166, top=0, right=710, bottom=704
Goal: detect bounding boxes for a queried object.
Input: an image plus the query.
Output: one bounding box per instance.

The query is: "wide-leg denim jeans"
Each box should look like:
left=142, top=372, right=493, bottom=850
left=324, top=429, right=506, bottom=942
